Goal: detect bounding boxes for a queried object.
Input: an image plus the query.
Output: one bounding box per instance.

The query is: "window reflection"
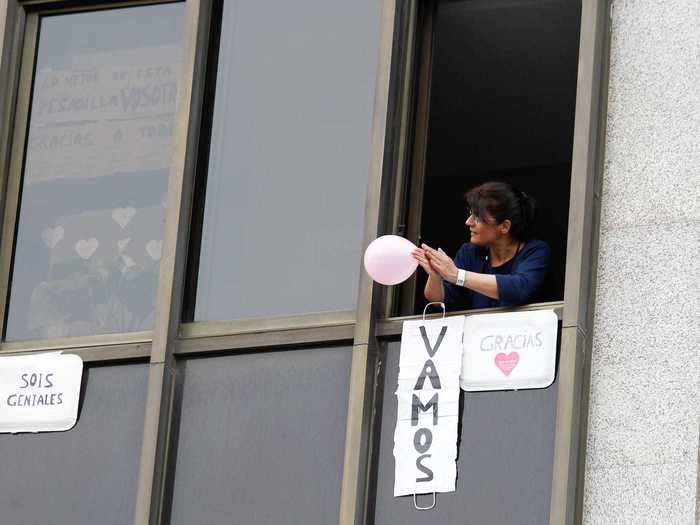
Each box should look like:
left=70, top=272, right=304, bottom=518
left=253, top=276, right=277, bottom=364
left=5, top=5, right=185, bottom=341
left=189, top=0, right=381, bottom=322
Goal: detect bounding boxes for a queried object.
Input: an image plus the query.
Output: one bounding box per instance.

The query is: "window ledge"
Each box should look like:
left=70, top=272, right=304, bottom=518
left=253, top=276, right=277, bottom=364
left=375, top=300, right=563, bottom=337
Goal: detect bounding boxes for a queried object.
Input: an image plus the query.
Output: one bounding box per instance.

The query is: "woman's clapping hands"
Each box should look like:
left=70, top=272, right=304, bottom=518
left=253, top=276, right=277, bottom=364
left=412, top=244, right=459, bottom=283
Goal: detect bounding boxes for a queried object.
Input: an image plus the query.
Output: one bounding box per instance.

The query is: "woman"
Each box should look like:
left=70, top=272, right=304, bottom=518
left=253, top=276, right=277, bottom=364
left=413, top=181, right=550, bottom=311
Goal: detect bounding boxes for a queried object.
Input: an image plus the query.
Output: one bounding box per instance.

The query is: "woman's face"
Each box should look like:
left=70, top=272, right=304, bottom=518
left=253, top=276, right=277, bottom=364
left=465, top=210, right=510, bottom=246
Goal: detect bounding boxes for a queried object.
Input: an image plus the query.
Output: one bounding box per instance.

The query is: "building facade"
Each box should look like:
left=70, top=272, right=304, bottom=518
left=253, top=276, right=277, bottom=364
left=583, top=1, right=699, bottom=522
left=0, top=0, right=696, bottom=523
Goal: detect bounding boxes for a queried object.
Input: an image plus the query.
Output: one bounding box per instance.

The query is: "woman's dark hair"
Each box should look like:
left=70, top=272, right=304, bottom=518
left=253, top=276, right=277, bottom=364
left=465, top=181, right=536, bottom=241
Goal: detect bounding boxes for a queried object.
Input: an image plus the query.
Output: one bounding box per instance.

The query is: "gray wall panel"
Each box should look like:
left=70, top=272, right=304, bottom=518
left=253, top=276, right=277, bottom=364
left=0, top=364, right=148, bottom=525
left=169, top=346, right=352, bottom=525
left=583, top=0, right=700, bottom=522
left=372, top=340, right=557, bottom=525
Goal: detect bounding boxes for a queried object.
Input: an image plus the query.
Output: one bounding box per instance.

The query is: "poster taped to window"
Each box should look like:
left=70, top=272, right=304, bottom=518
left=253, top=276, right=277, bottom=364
left=0, top=352, right=83, bottom=433
left=393, top=316, right=463, bottom=497
left=461, top=309, right=558, bottom=391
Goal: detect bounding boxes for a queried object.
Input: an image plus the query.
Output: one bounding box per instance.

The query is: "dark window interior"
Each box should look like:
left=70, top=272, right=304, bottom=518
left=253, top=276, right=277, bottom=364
left=411, top=0, right=582, bottom=313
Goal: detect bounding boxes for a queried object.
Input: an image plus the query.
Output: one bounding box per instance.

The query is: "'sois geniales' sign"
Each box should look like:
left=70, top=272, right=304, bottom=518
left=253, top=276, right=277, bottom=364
left=461, top=309, right=558, bottom=391
left=393, top=316, right=463, bottom=497
left=0, top=352, right=83, bottom=433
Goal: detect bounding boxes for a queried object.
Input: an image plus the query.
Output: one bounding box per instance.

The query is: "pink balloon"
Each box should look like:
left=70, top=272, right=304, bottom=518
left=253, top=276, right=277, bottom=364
left=363, top=235, right=418, bottom=285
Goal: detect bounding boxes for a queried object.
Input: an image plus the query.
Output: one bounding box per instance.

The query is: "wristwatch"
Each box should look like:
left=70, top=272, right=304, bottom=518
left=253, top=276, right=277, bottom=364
left=456, top=269, right=466, bottom=287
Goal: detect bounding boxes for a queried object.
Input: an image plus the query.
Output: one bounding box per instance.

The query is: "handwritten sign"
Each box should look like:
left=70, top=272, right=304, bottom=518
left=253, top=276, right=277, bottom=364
left=0, top=352, right=83, bottom=433
left=461, top=309, right=558, bottom=391
left=24, top=45, right=182, bottom=184
left=393, top=316, right=463, bottom=497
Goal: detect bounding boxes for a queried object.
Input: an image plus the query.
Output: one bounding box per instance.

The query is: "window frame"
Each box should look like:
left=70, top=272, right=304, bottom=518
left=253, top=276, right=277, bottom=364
left=0, top=0, right=611, bottom=524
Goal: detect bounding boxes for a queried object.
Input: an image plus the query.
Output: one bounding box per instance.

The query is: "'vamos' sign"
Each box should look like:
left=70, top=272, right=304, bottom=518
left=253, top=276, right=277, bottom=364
left=393, top=316, right=463, bottom=497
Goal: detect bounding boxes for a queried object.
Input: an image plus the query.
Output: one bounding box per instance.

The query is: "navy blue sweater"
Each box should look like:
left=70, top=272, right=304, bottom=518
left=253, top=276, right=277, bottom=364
left=442, top=240, right=551, bottom=311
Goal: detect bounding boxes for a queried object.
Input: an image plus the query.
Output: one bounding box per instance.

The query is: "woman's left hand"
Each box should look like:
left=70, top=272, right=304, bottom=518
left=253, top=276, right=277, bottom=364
left=422, top=244, right=459, bottom=283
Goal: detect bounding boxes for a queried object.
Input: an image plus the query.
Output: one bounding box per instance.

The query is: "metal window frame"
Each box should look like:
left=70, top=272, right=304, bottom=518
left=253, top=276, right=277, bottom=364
left=0, top=0, right=611, bottom=523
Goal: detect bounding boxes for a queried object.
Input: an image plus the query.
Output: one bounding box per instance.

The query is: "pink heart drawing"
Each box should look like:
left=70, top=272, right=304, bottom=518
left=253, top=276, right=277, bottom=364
left=494, top=352, right=519, bottom=376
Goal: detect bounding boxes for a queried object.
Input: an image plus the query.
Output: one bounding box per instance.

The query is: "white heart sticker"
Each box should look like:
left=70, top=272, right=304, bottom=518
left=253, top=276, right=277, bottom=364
left=75, top=238, right=99, bottom=260
left=112, top=206, right=136, bottom=229
left=145, top=240, right=162, bottom=261
left=41, top=226, right=64, bottom=248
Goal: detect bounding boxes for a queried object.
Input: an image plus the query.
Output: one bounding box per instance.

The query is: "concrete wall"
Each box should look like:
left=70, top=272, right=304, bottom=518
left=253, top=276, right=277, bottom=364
left=583, top=0, right=700, bottom=523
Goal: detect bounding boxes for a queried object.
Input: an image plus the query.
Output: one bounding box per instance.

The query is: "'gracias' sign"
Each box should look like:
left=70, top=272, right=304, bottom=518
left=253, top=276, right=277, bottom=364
left=393, top=316, right=463, bottom=497
left=461, top=310, right=558, bottom=391
left=0, top=352, right=83, bottom=433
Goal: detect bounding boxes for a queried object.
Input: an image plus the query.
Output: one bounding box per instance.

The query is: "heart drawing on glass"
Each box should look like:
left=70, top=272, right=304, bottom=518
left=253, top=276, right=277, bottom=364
left=75, top=238, right=99, bottom=260
left=41, top=226, right=64, bottom=248
left=494, top=352, right=519, bottom=376
left=146, top=240, right=162, bottom=261
left=112, top=206, right=136, bottom=229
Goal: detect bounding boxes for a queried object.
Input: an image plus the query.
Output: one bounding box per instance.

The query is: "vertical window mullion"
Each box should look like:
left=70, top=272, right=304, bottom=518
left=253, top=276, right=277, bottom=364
left=0, top=0, right=26, bottom=276
left=554, top=0, right=611, bottom=522
left=0, top=10, right=36, bottom=342
left=399, top=0, right=435, bottom=317
left=339, top=0, right=401, bottom=523
left=133, top=0, right=211, bottom=523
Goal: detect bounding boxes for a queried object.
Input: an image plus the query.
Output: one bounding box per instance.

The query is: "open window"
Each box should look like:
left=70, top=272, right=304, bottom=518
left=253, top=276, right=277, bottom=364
left=399, top=0, right=582, bottom=315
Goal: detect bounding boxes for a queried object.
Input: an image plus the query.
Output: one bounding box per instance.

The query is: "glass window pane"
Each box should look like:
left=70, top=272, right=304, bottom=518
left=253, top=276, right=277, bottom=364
left=371, top=339, right=559, bottom=524
left=5, top=4, right=185, bottom=341
left=0, top=364, right=148, bottom=524
left=191, top=0, right=381, bottom=321
left=168, top=346, right=352, bottom=524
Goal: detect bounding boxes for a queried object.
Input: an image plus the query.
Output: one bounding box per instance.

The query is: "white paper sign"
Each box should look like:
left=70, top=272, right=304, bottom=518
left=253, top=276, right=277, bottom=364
left=460, top=309, right=558, bottom=391
left=394, top=316, right=463, bottom=497
left=0, top=352, right=83, bottom=433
